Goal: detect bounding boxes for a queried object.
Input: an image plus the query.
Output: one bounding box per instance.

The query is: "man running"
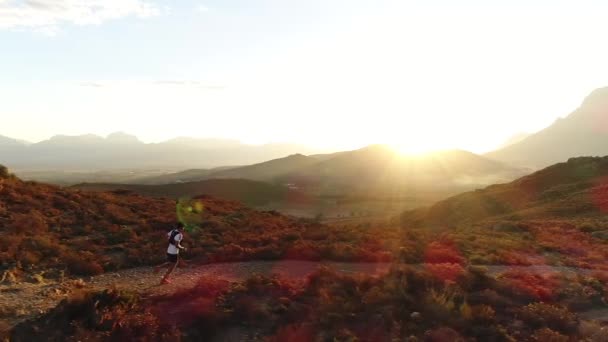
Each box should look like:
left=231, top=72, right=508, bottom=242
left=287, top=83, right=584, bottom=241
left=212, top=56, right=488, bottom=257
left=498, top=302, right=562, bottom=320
left=155, top=222, right=186, bottom=284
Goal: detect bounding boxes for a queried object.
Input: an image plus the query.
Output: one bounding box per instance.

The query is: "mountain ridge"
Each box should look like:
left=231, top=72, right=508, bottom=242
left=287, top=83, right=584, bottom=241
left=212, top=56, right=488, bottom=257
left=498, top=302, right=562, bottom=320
left=0, top=133, right=324, bottom=170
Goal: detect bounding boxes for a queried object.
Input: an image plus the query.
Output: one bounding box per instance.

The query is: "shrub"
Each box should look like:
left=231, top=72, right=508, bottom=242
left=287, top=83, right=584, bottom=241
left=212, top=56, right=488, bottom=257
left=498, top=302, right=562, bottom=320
left=425, top=263, right=466, bottom=283
left=531, top=328, right=569, bottom=342
left=470, top=304, right=495, bottom=323
left=498, top=270, right=558, bottom=301
left=18, top=251, right=41, bottom=267
left=64, top=253, right=104, bottom=276
left=10, top=211, right=48, bottom=234
left=519, top=303, right=578, bottom=334
left=424, top=241, right=465, bottom=265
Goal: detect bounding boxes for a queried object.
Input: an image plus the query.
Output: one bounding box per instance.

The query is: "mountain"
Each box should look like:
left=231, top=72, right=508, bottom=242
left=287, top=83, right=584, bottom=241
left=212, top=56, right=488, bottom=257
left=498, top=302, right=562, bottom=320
left=0, top=135, right=28, bottom=167
left=275, top=145, right=526, bottom=196
left=128, top=146, right=525, bottom=198
left=105, top=132, right=142, bottom=144
left=497, top=132, right=531, bottom=149
left=162, top=137, right=242, bottom=149
left=486, top=87, right=608, bottom=168
left=70, top=178, right=295, bottom=206
left=137, top=154, right=319, bottom=185
left=401, top=156, right=608, bottom=227
left=209, top=154, right=318, bottom=181
left=0, top=135, right=28, bottom=146
left=1, top=133, right=323, bottom=171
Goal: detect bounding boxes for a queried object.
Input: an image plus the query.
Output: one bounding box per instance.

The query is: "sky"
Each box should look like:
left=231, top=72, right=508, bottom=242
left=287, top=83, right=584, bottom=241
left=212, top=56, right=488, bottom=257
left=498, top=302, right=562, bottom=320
left=1, top=0, right=608, bottom=153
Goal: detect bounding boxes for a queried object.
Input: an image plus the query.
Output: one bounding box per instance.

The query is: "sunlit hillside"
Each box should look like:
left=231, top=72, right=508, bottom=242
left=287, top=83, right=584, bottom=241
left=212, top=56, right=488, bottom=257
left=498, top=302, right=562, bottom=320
left=402, top=156, right=608, bottom=227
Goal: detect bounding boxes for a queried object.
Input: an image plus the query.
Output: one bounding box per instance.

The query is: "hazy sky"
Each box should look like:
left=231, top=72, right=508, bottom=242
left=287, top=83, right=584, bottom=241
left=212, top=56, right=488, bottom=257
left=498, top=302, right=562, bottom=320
left=1, top=0, right=608, bottom=153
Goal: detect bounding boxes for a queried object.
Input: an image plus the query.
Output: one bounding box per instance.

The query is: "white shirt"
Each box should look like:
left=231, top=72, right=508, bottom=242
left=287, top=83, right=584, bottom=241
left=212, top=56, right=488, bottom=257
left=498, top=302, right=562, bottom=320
left=167, top=230, right=183, bottom=255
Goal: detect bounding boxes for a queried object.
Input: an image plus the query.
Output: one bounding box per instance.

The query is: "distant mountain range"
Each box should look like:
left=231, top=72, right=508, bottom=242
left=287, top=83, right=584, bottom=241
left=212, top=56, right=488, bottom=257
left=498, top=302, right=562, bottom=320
left=4, top=87, right=607, bottom=183
left=486, top=87, right=608, bottom=168
left=0, top=132, right=323, bottom=170
left=129, top=145, right=526, bottom=197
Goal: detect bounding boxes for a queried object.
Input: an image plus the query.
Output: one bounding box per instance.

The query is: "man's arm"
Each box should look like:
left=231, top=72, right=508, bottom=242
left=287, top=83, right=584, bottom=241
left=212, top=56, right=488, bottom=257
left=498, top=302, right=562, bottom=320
left=177, top=235, right=186, bottom=250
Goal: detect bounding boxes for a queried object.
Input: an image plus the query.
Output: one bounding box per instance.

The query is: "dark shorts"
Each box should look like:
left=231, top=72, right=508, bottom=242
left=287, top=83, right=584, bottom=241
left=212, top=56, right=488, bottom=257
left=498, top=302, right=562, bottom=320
left=167, top=253, right=179, bottom=263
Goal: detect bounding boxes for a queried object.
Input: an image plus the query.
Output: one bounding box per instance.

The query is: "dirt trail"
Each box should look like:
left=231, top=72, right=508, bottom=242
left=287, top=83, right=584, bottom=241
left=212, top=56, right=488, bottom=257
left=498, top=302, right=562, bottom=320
left=2, top=261, right=608, bottom=331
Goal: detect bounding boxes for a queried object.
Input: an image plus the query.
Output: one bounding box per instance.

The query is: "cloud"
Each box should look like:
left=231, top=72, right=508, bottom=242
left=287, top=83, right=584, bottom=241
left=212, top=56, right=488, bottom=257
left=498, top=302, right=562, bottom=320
left=79, top=81, right=105, bottom=88
left=154, top=80, right=223, bottom=89
left=195, top=4, right=208, bottom=13
left=0, top=0, right=160, bottom=34
left=77, top=80, right=225, bottom=90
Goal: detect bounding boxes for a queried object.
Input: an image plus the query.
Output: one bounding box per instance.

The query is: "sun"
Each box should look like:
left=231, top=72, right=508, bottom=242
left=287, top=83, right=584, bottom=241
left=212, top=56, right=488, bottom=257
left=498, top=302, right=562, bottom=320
left=390, top=144, right=434, bottom=156
left=389, top=139, right=452, bottom=156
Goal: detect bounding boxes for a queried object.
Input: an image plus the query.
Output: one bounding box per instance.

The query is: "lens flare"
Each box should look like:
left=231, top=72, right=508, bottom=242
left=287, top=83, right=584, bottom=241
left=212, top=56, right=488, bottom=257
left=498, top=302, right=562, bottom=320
left=176, top=198, right=205, bottom=232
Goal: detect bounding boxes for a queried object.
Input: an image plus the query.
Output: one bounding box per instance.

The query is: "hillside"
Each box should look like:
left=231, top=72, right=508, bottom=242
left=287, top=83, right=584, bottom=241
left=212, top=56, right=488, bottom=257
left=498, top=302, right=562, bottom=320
left=401, top=156, right=608, bottom=227
left=486, top=87, right=608, bottom=168
left=0, top=166, right=395, bottom=279
left=70, top=179, right=294, bottom=206
left=0, top=168, right=176, bottom=277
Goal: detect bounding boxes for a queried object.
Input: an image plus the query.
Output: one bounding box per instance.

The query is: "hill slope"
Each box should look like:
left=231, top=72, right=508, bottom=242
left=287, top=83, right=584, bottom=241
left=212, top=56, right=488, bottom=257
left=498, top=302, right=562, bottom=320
left=0, top=166, right=394, bottom=278
left=486, top=87, right=608, bottom=168
left=401, top=156, right=608, bottom=227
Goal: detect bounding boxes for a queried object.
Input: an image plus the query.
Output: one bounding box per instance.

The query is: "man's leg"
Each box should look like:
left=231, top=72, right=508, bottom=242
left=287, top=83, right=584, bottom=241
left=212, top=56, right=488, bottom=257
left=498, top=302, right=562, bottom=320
left=154, top=261, right=171, bottom=273
left=162, top=260, right=178, bottom=283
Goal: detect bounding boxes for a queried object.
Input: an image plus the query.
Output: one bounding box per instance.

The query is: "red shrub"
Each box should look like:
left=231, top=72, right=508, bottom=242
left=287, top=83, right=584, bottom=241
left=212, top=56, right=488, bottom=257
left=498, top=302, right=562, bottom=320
left=499, top=270, right=560, bottom=301
left=269, top=323, right=315, bottom=342
left=424, top=241, right=465, bottom=265
left=424, top=263, right=466, bottom=283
